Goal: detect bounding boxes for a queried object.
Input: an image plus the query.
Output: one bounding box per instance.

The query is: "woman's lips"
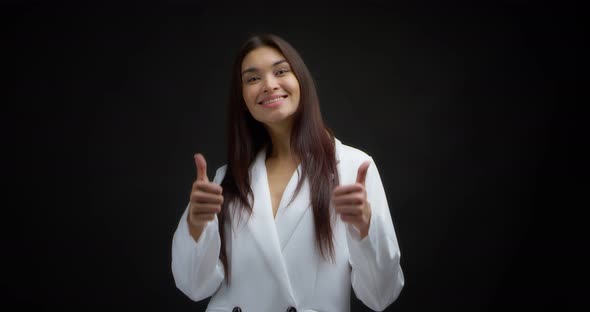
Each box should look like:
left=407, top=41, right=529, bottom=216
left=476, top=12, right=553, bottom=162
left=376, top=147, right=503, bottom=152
left=260, top=95, right=287, bottom=108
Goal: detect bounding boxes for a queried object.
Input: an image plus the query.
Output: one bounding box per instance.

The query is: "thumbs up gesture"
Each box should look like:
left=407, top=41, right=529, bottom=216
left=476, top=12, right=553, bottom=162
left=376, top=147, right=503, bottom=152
left=332, top=160, right=372, bottom=239
left=188, top=153, right=224, bottom=240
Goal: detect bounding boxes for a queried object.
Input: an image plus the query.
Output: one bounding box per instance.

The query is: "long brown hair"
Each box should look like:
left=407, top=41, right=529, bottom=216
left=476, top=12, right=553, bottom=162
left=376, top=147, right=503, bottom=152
left=218, top=33, right=339, bottom=284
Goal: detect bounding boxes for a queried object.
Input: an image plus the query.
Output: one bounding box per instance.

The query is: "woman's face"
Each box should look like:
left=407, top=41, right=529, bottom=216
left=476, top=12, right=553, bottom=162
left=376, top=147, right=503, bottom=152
left=241, top=46, right=300, bottom=127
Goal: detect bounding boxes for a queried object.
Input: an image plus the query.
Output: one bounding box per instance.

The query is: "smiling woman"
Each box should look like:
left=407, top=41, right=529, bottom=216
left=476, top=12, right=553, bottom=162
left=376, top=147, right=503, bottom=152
left=241, top=47, right=301, bottom=127
left=171, top=33, right=404, bottom=312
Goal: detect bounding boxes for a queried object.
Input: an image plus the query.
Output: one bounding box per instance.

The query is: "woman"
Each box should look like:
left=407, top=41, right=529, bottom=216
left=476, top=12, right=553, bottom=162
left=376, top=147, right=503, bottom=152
left=172, top=33, right=404, bottom=312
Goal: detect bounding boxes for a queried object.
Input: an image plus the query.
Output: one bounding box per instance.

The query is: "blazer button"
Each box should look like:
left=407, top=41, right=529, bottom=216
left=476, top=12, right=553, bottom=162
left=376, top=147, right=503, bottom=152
left=286, top=307, right=297, bottom=312
left=232, top=307, right=241, bottom=312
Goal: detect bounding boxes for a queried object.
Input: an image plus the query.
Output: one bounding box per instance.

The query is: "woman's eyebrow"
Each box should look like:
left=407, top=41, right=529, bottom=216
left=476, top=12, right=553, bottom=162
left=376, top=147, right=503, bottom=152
left=241, top=59, right=288, bottom=76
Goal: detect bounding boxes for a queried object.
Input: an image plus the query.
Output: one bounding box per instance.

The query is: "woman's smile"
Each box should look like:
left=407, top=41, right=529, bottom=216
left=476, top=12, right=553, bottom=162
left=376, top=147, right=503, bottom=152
left=259, top=95, right=287, bottom=108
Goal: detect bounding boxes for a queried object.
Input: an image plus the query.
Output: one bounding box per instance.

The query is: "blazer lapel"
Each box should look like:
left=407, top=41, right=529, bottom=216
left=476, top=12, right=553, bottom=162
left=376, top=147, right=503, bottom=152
left=245, top=139, right=342, bottom=303
left=273, top=163, right=308, bottom=250
left=275, top=137, right=343, bottom=250
left=248, top=148, right=296, bottom=303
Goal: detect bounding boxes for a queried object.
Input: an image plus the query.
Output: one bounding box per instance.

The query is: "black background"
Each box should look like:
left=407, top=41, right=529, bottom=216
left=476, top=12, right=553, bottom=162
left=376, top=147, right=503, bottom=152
left=5, top=1, right=580, bottom=311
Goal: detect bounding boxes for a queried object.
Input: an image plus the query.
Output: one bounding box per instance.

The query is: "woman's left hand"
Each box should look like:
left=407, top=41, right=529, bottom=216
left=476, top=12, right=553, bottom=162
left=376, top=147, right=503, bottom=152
left=332, top=161, right=372, bottom=239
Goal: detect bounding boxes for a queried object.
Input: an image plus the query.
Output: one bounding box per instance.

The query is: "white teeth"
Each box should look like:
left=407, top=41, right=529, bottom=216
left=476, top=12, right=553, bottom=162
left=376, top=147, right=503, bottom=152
left=262, top=97, right=284, bottom=105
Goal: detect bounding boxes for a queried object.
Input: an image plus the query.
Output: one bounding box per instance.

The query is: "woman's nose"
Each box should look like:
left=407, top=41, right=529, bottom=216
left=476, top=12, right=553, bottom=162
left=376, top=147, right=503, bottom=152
left=263, top=76, right=279, bottom=92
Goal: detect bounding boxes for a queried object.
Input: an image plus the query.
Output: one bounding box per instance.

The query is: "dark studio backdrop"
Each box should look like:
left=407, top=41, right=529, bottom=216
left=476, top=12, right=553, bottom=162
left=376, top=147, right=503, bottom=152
left=5, top=1, right=579, bottom=311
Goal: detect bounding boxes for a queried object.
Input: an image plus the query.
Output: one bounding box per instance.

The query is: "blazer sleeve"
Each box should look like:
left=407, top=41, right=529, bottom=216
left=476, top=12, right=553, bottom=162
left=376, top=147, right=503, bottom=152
left=346, top=158, right=405, bottom=311
left=171, top=165, right=227, bottom=302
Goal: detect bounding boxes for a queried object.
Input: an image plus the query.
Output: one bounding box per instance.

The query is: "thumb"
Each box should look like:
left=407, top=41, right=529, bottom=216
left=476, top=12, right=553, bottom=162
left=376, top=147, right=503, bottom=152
left=194, top=153, right=209, bottom=182
left=356, top=160, right=371, bottom=185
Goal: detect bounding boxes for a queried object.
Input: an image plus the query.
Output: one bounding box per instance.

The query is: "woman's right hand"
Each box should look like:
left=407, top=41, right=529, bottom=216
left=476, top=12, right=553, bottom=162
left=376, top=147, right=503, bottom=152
left=187, top=153, right=224, bottom=241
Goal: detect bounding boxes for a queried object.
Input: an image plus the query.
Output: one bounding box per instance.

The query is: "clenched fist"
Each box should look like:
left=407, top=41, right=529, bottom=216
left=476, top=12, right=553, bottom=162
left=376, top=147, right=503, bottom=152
left=187, top=153, right=224, bottom=241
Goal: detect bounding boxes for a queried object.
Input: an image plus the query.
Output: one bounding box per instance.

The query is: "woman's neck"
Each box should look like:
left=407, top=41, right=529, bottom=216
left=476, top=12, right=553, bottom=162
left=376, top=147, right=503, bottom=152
left=265, top=121, right=297, bottom=163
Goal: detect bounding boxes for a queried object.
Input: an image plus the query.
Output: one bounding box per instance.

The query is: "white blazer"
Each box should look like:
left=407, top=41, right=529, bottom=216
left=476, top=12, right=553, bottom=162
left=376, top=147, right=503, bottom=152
left=172, top=138, right=404, bottom=312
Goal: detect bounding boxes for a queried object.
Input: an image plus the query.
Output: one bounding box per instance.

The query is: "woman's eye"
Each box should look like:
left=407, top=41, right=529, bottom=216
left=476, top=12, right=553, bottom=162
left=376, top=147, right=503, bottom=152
left=246, top=77, right=259, bottom=83
left=276, top=69, right=289, bottom=75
